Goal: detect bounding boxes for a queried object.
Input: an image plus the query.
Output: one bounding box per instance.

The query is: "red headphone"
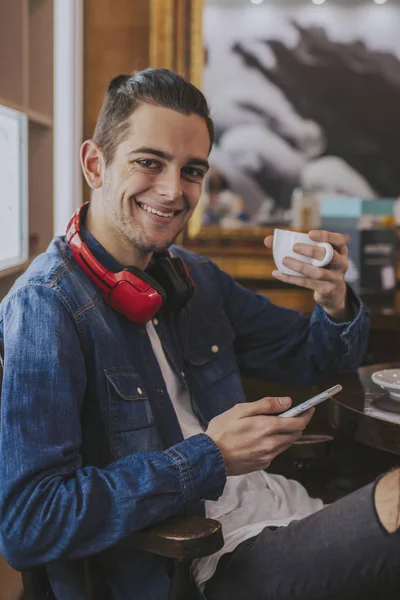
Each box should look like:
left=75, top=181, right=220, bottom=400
left=66, top=203, right=195, bottom=324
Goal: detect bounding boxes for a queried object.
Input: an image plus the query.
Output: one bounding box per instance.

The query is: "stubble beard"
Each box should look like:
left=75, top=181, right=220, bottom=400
left=103, top=174, right=186, bottom=256
left=110, top=197, right=184, bottom=255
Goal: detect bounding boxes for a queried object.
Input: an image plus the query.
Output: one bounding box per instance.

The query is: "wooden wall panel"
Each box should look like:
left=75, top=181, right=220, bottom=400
left=83, top=0, right=150, bottom=141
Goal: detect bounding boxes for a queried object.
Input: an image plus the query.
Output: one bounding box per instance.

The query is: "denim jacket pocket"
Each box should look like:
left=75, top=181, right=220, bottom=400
left=105, top=367, right=155, bottom=432
left=105, top=368, right=157, bottom=457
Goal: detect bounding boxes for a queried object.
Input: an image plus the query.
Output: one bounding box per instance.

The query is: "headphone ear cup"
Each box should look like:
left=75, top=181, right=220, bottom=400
left=168, top=258, right=196, bottom=307
left=107, top=278, right=164, bottom=324
left=124, top=266, right=166, bottom=302
left=147, top=256, right=195, bottom=312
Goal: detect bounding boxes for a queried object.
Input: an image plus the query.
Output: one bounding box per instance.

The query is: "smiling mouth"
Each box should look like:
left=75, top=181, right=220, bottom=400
left=135, top=200, right=183, bottom=218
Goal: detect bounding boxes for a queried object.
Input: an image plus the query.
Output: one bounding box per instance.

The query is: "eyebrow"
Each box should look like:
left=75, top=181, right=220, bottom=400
left=128, top=147, right=210, bottom=171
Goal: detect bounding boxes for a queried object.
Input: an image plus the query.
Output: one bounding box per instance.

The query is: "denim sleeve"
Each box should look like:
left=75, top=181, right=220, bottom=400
left=0, top=284, right=226, bottom=570
left=213, top=264, right=370, bottom=386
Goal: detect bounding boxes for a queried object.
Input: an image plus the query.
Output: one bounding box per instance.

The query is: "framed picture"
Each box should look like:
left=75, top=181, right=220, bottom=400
left=0, top=104, right=28, bottom=273
left=196, top=0, right=400, bottom=242
left=149, top=0, right=204, bottom=89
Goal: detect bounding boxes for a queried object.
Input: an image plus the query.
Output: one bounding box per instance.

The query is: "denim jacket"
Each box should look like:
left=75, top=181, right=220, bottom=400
left=0, top=229, right=369, bottom=599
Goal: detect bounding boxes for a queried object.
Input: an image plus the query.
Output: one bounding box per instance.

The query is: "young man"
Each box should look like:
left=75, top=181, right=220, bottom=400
left=0, top=69, right=398, bottom=600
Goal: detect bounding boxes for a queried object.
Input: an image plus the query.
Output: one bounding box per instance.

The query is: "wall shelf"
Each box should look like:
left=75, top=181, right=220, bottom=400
left=27, top=108, right=53, bottom=128
left=0, top=95, right=26, bottom=116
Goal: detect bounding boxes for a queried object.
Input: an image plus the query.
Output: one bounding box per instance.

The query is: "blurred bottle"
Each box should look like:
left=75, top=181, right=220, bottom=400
left=394, top=196, right=400, bottom=226
left=291, top=188, right=321, bottom=230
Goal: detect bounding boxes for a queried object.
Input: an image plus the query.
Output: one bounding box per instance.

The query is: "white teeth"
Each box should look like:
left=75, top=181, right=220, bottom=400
left=138, top=202, right=175, bottom=218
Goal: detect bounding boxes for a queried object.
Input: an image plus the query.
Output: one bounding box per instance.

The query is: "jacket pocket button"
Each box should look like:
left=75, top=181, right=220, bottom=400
left=211, top=345, right=219, bottom=354
left=137, top=387, right=143, bottom=395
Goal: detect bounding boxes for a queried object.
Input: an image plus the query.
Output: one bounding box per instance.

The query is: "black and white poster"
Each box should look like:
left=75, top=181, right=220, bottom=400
left=202, top=0, right=400, bottom=227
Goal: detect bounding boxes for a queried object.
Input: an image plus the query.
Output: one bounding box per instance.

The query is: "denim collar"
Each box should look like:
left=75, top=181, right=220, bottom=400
left=80, top=225, right=122, bottom=273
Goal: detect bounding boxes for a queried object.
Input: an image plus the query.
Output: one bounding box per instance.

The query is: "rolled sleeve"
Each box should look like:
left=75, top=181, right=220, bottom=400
left=310, top=285, right=370, bottom=373
left=165, top=434, right=226, bottom=505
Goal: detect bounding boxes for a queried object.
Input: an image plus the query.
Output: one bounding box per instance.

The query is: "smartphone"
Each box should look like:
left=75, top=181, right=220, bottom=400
left=279, top=384, right=343, bottom=418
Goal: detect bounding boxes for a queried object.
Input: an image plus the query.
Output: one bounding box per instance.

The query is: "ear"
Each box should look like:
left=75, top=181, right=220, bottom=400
left=80, top=140, right=105, bottom=189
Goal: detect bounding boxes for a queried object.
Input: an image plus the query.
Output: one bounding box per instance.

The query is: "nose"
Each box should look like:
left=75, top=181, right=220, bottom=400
left=154, top=168, right=183, bottom=202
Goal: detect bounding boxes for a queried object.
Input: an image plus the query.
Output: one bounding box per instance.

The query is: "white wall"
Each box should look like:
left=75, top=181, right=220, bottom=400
left=54, top=0, right=84, bottom=236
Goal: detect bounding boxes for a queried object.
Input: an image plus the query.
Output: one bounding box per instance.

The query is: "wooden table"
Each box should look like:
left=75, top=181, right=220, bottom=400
left=330, top=363, right=400, bottom=456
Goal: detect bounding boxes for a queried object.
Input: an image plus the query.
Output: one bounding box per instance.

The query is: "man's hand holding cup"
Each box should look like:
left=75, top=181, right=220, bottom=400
left=264, top=229, right=350, bottom=322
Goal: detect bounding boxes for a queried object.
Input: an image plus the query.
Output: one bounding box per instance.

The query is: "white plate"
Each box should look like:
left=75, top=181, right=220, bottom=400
left=371, top=369, right=400, bottom=401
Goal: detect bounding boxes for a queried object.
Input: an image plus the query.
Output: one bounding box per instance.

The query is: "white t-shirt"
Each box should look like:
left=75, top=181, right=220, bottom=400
left=146, top=321, right=324, bottom=587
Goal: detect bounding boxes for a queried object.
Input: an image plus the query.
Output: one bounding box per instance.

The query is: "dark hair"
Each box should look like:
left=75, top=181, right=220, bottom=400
left=93, top=68, right=214, bottom=164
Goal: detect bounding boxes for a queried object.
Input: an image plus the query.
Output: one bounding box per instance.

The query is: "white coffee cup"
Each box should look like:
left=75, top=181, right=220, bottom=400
left=273, top=229, right=334, bottom=277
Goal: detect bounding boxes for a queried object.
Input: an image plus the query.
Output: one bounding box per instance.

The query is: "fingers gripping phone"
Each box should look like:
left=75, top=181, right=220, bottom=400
left=279, top=384, right=343, bottom=418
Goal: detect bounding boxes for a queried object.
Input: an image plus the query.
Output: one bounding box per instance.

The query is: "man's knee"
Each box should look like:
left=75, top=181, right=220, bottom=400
left=374, top=468, right=400, bottom=534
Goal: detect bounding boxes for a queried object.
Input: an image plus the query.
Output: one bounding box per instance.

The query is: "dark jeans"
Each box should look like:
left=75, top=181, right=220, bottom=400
left=205, top=478, right=400, bottom=600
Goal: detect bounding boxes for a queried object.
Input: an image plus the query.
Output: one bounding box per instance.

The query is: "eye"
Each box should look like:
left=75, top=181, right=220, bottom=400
left=136, top=159, right=160, bottom=169
left=182, top=166, right=205, bottom=180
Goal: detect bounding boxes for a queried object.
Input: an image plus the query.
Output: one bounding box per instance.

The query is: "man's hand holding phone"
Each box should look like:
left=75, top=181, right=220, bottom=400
left=206, top=385, right=342, bottom=476
left=205, top=396, right=314, bottom=476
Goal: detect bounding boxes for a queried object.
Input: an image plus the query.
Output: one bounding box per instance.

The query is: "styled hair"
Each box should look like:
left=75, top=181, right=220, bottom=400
left=93, top=68, right=214, bottom=164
